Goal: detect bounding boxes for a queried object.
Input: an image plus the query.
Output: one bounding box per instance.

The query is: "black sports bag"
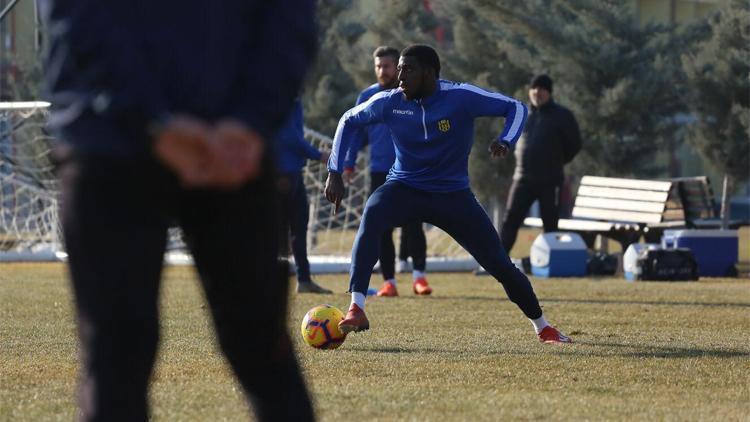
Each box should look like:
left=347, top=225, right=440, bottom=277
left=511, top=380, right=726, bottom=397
left=636, top=248, right=699, bottom=281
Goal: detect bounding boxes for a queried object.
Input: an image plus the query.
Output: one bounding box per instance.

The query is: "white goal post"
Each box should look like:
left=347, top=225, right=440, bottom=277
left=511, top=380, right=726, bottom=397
left=0, top=101, right=63, bottom=261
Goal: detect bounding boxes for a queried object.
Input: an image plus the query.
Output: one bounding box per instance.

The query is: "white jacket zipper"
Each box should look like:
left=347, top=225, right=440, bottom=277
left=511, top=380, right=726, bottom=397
left=420, top=103, right=427, bottom=140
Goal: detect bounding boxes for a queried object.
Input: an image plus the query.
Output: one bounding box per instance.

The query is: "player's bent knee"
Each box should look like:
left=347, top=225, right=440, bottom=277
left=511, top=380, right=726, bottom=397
left=483, top=258, right=524, bottom=284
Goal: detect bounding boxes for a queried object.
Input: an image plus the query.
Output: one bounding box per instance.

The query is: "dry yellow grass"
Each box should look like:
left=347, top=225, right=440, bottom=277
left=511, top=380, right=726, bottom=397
left=1, top=263, right=748, bottom=421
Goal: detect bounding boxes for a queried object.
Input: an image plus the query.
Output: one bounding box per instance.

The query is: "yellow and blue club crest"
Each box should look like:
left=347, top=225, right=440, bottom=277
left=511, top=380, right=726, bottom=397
left=437, top=119, right=450, bottom=132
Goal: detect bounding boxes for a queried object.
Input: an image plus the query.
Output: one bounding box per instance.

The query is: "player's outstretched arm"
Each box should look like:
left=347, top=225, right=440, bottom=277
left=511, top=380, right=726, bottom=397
left=457, top=83, right=528, bottom=148
left=329, top=91, right=389, bottom=174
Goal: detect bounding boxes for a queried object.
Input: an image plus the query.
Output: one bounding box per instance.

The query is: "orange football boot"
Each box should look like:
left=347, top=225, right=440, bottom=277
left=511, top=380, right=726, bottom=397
left=338, top=304, right=370, bottom=333
left=412, top=277, right=432, bottom=295
left=538, top=326, right=573, bottom=344
left=376, top=281, right=399, bottom=297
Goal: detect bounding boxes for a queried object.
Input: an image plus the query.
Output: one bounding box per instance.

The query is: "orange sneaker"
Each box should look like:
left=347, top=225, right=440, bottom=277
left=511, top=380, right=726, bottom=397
left=412, top=277, right=432, bottom=295
left=338, top=304, right=370, bottom=333
left=538, top=326, right=573, bottom=344
left=376, top=281, right=399, bottom=297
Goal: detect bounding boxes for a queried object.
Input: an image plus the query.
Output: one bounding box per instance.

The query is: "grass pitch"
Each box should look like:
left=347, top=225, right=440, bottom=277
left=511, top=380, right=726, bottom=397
left=1, top=263, right=748, bottom=421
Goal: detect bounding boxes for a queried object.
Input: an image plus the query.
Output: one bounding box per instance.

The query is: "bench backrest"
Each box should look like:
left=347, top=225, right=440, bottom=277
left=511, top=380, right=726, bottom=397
left=571, top=176, right=675, bottom=224
left=670, top=176, right=718, bottom=221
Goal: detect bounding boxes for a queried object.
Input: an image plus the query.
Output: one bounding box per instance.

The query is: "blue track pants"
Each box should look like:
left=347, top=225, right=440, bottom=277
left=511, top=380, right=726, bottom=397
left=349, top=180, right=543, bottom=319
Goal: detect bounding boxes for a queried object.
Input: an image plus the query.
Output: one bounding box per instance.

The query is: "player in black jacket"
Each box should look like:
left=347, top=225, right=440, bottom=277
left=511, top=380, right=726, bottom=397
left=501, top=74, right=582, bottom=252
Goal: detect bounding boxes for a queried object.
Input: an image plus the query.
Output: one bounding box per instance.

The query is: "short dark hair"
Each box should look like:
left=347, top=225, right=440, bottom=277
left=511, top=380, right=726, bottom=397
left=530, top=74, right=553, bottom=93
left=400, top=44, right=440, bottom=78
left=373, top=46, right=400, bottom=61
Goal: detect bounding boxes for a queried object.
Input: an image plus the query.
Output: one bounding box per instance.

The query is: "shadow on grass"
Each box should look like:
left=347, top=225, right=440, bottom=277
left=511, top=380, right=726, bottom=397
left=573, top=340, right=750, bottom=359
left=540, top=298, right=750, bottom=308
left=374, top=295, right=500, bottom=303
left=346, top=345, right=448, bottom=354
left=391, top=295, right=750, bottom=308
left=345, top=340, right=749, bottom=359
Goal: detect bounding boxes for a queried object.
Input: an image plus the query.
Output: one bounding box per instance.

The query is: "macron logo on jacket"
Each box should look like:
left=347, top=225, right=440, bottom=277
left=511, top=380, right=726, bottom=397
left=392, top=109, right=414, bottom=115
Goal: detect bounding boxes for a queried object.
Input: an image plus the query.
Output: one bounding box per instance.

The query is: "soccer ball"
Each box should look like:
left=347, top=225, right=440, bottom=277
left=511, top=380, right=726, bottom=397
left=300, top=304, right=347, bottom=349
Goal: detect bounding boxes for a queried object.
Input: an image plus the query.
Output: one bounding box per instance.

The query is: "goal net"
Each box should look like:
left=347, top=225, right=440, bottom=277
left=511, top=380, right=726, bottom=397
left=0, top=101, right=62, bottom=261
left=0, top=104, right=475, bottom=270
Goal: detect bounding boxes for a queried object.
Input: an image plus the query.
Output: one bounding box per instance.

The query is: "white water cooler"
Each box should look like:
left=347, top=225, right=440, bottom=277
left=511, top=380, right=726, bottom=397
left=530, top=232, right=588, bottom=277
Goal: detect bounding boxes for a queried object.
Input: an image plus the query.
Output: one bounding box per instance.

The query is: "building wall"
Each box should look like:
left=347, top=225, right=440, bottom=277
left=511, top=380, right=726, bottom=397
left=13, top=0, right=41, bottom=59
left=0, top=0, right=42, bottom=100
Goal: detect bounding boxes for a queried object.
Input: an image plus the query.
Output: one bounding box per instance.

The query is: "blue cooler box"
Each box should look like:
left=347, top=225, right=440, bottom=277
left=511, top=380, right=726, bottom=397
left=661, top=229, right=738, bottom=276
left=530, top=232, right=588, bottom=277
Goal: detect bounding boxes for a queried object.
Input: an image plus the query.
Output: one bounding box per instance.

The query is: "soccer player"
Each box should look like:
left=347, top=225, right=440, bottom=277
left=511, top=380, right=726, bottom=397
left=342, top=46, right=431, bottom=297
left=325, top=45, right=572, bottom=344
left=41, top=0, right=317, bottom=420
left=276, top=98, right=333, bottom=294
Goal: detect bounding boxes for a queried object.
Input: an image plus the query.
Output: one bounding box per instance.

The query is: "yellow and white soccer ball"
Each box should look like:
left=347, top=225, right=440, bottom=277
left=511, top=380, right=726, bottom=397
left=300, top=304, right=347, bottom=349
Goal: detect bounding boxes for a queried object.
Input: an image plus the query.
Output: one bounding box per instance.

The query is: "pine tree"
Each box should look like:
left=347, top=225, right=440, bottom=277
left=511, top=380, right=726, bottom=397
left=446, top=4, right=531, bottom=203
left=681, top=0, right=750, bottom=186
left=306, top=1, right=745, bottom=209
left=303, top=1, right=438, bottom=135
left=449, top=0, right=689, bottom=181
left=302, top=0, right=364, bottom=135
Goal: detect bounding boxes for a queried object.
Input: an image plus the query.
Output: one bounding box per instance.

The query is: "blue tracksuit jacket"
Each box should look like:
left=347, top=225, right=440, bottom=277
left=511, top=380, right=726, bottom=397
left=329, top=80, right=528, bottom=192
left=343, top=83, right=397, bottom=173
left=275, top=99, right=321, bottom=173
left=40, top=0, right=317, bottom=157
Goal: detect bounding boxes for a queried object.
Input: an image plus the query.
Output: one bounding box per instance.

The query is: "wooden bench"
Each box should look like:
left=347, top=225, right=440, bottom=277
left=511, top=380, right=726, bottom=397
left=524, top=176, right=686, bottom=249
left=666, top=176, right=749, bottom=231
left=673, top=176, right=717, bottom=221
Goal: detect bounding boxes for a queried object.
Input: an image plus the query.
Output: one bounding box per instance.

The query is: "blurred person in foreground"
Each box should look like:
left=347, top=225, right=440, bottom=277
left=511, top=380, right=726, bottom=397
left=342, top=46, right=431, bottom=297
left=40, top=0, right=318, bottom=420
left=325, top=45, right=573, bottom=345
left=500, top=74, right=581, bottom=253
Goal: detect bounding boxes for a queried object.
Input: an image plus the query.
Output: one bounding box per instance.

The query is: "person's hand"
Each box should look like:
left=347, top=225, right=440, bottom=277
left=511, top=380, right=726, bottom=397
left=154, top=116, right=265, bottom=189
left=319, top=150, right=331, bottom=165
left=488, top=140, right=510, bottom=159
left=153, top=115, right=215, bottom=186
left=342, top=168, right=355, bottom=184
left=211, top=118, right=265, bottom=187
left=324, top=172, right=345, bottom=214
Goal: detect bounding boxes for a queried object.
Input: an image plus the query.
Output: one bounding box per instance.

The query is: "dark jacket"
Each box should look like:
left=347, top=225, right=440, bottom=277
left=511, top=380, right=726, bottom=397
left=40, top=0, right=317, bottom=157
left=275, top=99, right=321, bottom=173
left=513, top=99, right=581, bottom=183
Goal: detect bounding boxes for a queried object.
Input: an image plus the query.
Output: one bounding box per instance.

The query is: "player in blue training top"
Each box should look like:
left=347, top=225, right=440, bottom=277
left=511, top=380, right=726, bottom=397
left=325, top=44, right=573, bottom=344
left=275, top=98, right=333, bottom=294
left=342, top=46, right=432, bottom=298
